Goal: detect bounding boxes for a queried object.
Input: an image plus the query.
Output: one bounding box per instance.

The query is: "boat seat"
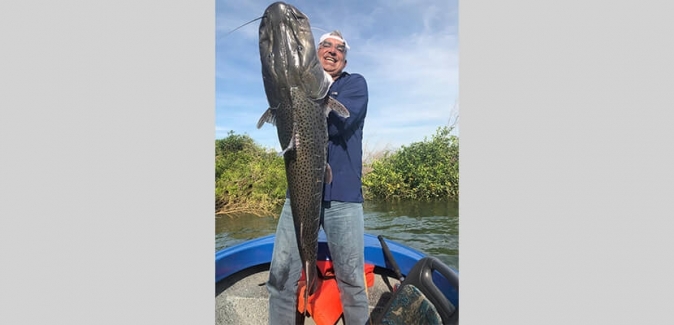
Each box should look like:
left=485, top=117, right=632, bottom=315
left=375, top=256, right=459, bottom=325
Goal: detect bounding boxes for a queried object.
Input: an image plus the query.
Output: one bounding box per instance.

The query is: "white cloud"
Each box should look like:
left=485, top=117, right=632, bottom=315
left=349, top=5, right=458, bottom=152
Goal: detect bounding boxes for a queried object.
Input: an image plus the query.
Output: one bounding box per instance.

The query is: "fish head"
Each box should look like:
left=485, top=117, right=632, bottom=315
left=259, top=2, right=332, bottom=106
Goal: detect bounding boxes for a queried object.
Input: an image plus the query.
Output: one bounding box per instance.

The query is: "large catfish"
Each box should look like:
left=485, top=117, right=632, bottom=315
left=256, top=1, right=350, bottom=314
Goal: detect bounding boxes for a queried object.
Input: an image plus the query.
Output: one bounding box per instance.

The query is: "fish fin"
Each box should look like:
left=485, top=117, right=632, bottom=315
left=256, top=107, right=277, bottom=129
left=278, top=127, right=299, bottom=156
left=324, top=163, right=332, bottom=184
left=302, top=70, right=332, bottom=101
left=325, top=97, right=350, bottom=118
left=324, top=70, right=335, bottom=89
left=277, top=133, right=296, bottom=157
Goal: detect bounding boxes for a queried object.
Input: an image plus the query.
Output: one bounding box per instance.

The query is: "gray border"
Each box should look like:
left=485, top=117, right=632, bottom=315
left=461, top=0, right=674, bottom=323
left=4, top=0, right=673, bottom=323
left=1, top=1, right=213, bottom=323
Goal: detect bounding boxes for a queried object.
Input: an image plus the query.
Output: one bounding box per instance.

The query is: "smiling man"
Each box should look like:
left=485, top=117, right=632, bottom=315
left=318, top=30, right=350, bottom=80
left=313, top=30, right=370, bottom=322
left=266, top=29, right=371, bottom=324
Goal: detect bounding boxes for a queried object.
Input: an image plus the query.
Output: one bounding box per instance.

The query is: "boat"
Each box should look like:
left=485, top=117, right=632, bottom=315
left=216, top=232, right=459, bottom=325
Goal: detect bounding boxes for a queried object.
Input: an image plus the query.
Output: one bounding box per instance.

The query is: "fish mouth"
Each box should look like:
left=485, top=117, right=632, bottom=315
left=263, top=2, right=286, bottom=25
left=260, top=2, right=312, bottom=47
left=260, top=2, right=317, bottom=70
left=263, top=2, right=308, bottom=27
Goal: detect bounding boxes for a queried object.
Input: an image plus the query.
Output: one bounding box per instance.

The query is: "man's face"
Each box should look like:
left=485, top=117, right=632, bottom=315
left=317, top=38, right=347, bottom=79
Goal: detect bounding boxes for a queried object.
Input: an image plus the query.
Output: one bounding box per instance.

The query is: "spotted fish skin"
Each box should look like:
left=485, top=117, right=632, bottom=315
left=256, top=1, right=350, bottom=314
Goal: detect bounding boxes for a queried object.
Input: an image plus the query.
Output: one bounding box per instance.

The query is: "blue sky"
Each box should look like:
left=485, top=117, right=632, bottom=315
left=216, top=0, right=458, bottom=154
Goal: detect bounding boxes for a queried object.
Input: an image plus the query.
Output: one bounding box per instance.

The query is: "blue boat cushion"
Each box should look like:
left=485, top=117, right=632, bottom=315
left=378, top=284, right=443, bottom=325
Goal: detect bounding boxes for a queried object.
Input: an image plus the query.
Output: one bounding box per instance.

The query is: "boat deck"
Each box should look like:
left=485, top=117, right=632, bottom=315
left=216, top=264, right=402, bottom=325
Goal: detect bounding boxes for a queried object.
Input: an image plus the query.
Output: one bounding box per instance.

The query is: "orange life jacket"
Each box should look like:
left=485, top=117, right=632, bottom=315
left=297, top=260, right=375, bottom=325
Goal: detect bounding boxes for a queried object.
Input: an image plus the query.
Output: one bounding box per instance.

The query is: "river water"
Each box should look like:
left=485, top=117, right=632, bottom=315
left=215, top=199, right=458, bottom=270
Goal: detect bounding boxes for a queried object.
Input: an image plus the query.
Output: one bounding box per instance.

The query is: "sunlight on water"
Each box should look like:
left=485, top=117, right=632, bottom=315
left=363, top=200, right=458, bottom=269
left=215, top=200, right=459, bottom=270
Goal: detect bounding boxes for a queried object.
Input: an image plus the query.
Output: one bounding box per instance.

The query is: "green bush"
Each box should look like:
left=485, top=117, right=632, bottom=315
left=362, top=126, right=458, bottom=200
left=215, top=131, right=286, bottom=217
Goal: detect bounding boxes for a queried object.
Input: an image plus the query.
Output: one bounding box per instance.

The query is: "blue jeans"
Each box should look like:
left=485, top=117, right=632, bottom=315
left=267, top=199, right=369, bottom=324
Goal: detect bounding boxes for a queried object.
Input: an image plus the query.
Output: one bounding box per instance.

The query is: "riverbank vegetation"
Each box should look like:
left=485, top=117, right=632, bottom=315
left=215, top=131, right=285, bottom=217
left=362, top=127, right=458, bottom=200
left=215, top=126, right=458, bottom=217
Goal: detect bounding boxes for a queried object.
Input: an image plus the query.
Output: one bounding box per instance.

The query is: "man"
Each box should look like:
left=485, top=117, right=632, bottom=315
left=266, top=30, right=369, bottom=324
